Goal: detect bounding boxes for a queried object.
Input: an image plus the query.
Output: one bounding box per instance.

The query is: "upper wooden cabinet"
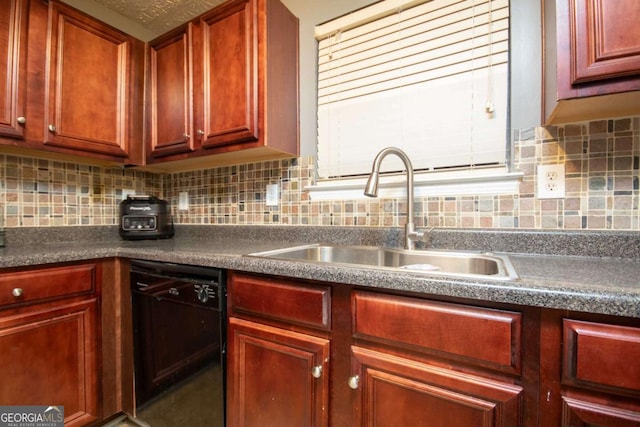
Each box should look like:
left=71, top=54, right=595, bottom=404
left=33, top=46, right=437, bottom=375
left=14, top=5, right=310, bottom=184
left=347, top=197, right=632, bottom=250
left=557, top=0, right=640, bottom=97
left=2, top=0, right=296, bottom=168
left=0, top=0, right=144, bottom=165
left=0, top=0, right=28, bottom=140
left=146, top=0, right=299, bottom=171
left=147, top=24, right=197, bottom=158
left=43, top=1, right=144, bottom=163
left=546, top=0, right=640, bottom=123
left=200, top=0, right=260, bottom=148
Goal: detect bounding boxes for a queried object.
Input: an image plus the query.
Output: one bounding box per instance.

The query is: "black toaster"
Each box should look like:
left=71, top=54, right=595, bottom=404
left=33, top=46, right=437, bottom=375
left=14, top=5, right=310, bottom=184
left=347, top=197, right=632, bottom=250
left=119, top=195, right=174, bottom=240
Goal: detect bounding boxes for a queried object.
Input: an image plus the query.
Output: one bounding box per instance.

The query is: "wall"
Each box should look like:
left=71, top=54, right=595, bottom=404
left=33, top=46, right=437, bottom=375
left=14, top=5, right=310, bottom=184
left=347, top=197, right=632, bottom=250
left=1, top=2, right=637, bottom=231
left=0, top=157, right=161, bottom=227
left=2, top=116, right=637, bottom=230
left=164, top=116, right=640, bottom=230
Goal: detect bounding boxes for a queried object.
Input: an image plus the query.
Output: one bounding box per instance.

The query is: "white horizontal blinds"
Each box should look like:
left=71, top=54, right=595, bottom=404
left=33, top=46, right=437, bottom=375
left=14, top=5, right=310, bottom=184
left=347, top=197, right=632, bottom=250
left=316, top=0, right=509, bottom=178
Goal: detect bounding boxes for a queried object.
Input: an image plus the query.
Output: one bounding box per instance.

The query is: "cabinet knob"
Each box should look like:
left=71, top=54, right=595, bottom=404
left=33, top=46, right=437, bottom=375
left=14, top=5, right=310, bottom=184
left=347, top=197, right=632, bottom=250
left=183, top=133, right=190, bottom=140
left=197, top=129, right=205, bottom=136
left=12, top=288, right=23, bottom=297
left=48, top=124, right=56, bottom=133
left=348, top=375, right=360, bottom=390
left=17, top=116, right=26, bottom=125
left=311, top=365, right=323, bottom=379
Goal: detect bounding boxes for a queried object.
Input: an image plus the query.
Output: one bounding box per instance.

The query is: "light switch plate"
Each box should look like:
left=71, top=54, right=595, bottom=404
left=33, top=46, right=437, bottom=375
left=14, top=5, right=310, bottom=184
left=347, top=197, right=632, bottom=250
left=178, top=192, right=189, bottom=210
left=121, top=189, right=135, bottom=200
left=266, top=184, right=279, bottom=206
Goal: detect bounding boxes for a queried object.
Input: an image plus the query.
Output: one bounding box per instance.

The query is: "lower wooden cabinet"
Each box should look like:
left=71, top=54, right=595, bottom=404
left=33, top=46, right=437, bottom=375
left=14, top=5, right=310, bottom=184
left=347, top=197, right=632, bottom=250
left=227, top=317, right=330, bottom=427
left=350, top=290, right=525, bottom=427
left=561, top=396, right=640, bottom=426
left=559, top=319, right=640, bottom=426
left=228, top=271, right=640, bottom=426
left=0, top=262, right=101, bottom=427
left=227, top=272, right=331, bottom=427
left=351, top=346, right=522, bottom=426
left=228, top=272, right=530, bottom=426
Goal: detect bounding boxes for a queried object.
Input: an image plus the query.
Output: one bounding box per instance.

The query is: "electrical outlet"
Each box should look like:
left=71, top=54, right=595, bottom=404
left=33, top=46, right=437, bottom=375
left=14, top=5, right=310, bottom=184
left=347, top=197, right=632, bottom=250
left=537, top=164, right=565, bottom=199
left=266, top=184, right=279, bottom=206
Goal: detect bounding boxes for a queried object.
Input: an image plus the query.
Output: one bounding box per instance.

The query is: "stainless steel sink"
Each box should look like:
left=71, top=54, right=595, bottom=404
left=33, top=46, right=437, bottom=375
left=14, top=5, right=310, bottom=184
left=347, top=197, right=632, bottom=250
left=248, top=244, right=518, bottom=281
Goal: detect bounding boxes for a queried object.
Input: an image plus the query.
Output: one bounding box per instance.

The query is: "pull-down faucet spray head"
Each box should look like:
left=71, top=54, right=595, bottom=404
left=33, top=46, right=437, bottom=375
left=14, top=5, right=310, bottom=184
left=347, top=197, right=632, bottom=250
left=364, top=171, right=380, bottom=197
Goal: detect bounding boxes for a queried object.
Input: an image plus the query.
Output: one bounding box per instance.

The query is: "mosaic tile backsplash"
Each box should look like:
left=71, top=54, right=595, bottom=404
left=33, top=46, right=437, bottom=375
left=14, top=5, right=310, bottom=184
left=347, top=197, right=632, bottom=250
left=1, top=116, right=639, bottom=230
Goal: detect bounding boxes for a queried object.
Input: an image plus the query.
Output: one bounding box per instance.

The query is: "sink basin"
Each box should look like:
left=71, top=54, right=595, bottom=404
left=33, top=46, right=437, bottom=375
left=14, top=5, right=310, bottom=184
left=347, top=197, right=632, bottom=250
left=248, top=244, right=518, bottom=281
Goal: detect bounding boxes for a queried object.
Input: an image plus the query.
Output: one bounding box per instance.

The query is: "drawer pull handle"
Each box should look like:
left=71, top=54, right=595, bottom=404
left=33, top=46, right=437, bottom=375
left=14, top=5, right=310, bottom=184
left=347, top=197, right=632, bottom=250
left=12, top=288, right=23, bottom=297
left=348, top=375, right=360, bottom=390
left=311, top=365, right=322, bottom=379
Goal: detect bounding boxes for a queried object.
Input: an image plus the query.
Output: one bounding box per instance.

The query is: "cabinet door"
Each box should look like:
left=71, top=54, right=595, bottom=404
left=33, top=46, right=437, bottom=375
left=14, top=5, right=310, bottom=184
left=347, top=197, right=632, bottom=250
left=562, top=396, right=640, bottom=426
left=227, top=317, right=329, bottom=427
left=0, top=298, right=99, bottom=427
left=350, top=346, right=522, bottom=427
left=199, top=0, right=258, bottom=148
left=0, top=0, right=27, bottom=139
left=559, top=319, right=640, bottom=426
left=556, top=0, right=640, bottom=99
left=570, top=0, right=640, bottom=84
left=147, top=24, right=197, bottom=158
left=44, top=1, right=133, bottom=158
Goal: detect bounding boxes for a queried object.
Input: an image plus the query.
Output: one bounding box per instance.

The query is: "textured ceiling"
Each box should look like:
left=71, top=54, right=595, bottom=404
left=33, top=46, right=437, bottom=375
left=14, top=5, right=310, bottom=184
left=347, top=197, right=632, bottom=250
left=94, top=0, right=227, bottom=34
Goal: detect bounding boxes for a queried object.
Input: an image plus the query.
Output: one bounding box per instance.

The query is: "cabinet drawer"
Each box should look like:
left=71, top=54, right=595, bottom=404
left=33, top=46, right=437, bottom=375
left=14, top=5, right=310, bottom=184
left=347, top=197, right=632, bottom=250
left=352, top=291, right=521, bottom=373
left=0, top=263, right=97, bottom=308
left=563, top=319, right=640, bottom=395
left=229, top=273, right=331, bottom=330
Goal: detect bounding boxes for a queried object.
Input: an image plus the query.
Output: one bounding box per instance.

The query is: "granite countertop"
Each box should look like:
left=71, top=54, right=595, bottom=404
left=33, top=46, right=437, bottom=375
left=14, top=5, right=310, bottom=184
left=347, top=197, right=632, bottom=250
left=1, top=226, right=639, bottom=318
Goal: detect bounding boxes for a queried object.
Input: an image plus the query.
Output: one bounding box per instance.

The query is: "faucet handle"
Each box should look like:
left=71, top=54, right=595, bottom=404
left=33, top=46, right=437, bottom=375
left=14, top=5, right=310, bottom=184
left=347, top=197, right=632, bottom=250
left=408, top=226, right=434, bottom=249
left=408, top=229, right=425, bottom=239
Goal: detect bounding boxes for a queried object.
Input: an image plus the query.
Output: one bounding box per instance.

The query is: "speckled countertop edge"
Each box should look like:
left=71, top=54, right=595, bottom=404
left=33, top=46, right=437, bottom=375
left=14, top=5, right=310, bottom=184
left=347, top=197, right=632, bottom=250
left=1, top=225, right=639, bottom=318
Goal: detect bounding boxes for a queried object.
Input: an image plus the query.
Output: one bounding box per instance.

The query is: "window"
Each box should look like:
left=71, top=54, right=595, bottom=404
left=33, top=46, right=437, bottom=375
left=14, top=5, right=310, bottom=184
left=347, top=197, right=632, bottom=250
left=312, top=0, right=518, bottom=198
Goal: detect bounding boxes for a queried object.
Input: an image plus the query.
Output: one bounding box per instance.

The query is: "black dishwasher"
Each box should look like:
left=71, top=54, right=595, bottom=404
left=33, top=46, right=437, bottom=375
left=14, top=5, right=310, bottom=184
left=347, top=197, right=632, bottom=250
left=130, top=259, right=226, bottom=426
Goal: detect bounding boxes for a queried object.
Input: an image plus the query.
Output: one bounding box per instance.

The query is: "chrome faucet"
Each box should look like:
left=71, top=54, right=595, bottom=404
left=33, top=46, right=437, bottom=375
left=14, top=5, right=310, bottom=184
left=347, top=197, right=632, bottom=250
left=364, top=147, right=424, bottom=250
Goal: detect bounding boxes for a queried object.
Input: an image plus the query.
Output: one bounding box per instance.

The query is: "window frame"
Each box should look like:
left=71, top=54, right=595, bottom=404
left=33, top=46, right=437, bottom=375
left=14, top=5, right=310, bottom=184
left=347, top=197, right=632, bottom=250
left=310, top=0, right=520, bottom=200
